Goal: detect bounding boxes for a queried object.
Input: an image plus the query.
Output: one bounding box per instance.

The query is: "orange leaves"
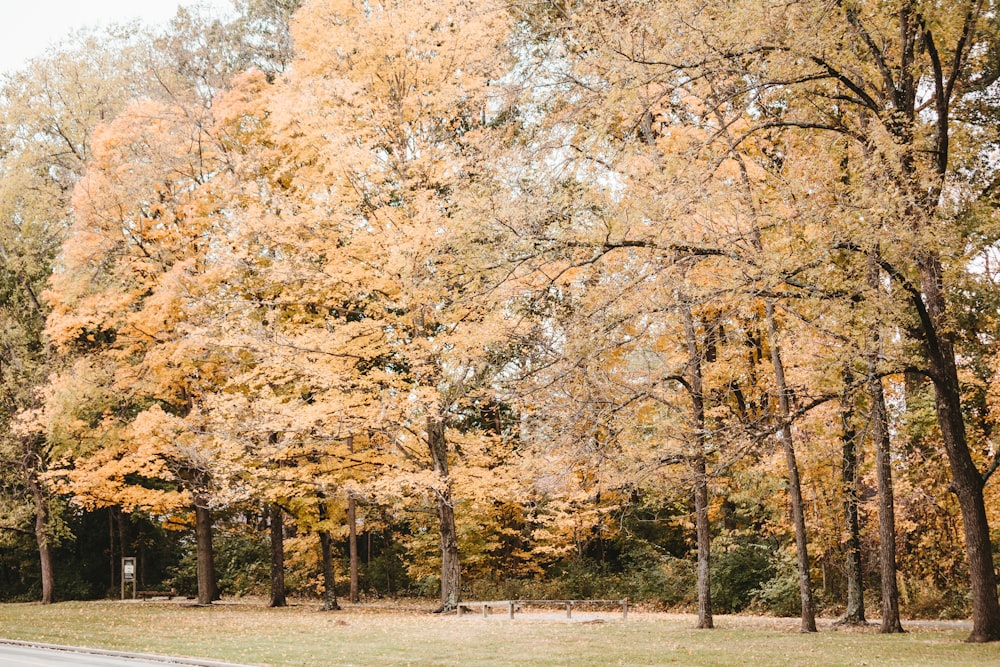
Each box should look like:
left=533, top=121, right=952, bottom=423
left=37, top=67, right=249, bottom=519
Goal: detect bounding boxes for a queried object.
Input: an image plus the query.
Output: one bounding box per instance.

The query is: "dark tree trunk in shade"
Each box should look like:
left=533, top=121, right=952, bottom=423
left=348, top=496, right=359, bottom=603
left=348, top=435, right=359, bottom=603
left=318, top=500, right=340, bottom=611
left=870, top=373, right=904, bottom=633
left=269, top=503, right=287, bottom=607
left=109, top=509, right=116, bottom=593
left=319, top=531, right=340, bottom=610
left=194, top=504, right=218, bottom=605
left=837, top=377, right=865, bottom=625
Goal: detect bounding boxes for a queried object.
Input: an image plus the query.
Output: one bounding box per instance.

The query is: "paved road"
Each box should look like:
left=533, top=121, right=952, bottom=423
left=0, top=642, right=252, bottom=667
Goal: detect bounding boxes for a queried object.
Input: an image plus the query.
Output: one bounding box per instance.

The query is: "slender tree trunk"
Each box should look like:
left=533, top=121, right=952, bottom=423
left=115, top=509, right=128, bottom=599
left=765, top=301, right=817, bottom=632
left=916, top=256, right=1000, bottom=642
left=28, top=472, right=55, bottom=605
left=693, top=454, right=712, bottom=628
left=682, top=303, right=712, bottom=629
left=269, top=503, right=287, bottom=607
left=319, top=528, right=340, bottom=611
left=109, top=508, right=116, bottom=597
left=870, top=373, right=904, bottom=633
left=837, top=377, right=865, bottom=625
left=194, top=504, right=218, bottom=605
left=347, top=436, right=359, bottom=603
left=348, top=496, right=359, bottom=603
left=867, top=255, right=904, bottom=634
left=428, top=416, right=461, bottom=611
left=317, top=499, right=340, bottom=611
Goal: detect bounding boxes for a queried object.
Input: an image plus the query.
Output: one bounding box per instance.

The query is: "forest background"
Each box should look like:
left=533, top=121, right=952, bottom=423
left=4, top=0, right=1000, bottom=643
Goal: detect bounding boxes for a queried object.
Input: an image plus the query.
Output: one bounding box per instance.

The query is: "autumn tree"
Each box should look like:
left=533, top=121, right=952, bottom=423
left=39, top=92, right=246, bottom=605
left=0, top=27, right=176, bottom=603
left=196, top=0, right=517, bottom=611
left=513, top=0, right=1000, bottom=641
left=672, top=1, right=1000, bottom=641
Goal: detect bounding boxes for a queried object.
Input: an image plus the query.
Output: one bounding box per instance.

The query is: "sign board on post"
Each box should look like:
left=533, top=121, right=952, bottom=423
left=122, top=557, right=137, bottom=600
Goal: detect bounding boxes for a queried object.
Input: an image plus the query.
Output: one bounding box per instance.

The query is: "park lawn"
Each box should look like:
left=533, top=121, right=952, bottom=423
left=0, top=601, right=996, bottom=667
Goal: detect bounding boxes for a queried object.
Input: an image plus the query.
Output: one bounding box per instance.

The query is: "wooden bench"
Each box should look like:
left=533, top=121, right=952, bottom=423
left=456, top=599, right=628, bottom=620
left=137, top=589, right=177, bottom=600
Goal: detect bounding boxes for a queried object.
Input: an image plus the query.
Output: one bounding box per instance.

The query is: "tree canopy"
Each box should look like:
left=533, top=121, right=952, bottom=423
left=2, top=0, right=1000, bottom=643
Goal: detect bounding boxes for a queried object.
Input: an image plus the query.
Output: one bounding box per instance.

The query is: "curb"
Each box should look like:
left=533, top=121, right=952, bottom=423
left=0, top=638, right=257, bottom=666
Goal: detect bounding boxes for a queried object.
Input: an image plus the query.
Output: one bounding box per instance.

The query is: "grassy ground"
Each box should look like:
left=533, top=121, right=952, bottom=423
left=0, top=600, right=996, bottom=667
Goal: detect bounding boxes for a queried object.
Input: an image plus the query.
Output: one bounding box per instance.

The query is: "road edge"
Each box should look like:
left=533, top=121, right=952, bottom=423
left=0, top=638, right=257, bottom=666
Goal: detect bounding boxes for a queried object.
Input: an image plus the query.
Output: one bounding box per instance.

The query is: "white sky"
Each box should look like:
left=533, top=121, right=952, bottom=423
left=0, top=0, right=234, bottom=75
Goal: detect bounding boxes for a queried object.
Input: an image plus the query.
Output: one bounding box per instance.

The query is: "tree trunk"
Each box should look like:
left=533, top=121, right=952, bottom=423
left=428, top=416, right=461, bottom=611
left=867, top=253, right=904, bottom=634
left=348, top=435, right=359, bottom=604
left=319, top=530, right=340, bottom=610
left=269, top=503, right=287, bottom=607
left=28, top=472, right=55, bottom=605
left=109, top=508, right=117, bottom=597
left=348, top=495, right=359, bottom=603
left=765, top=301, right=817, bottom=632
left=682, top=303, right=712, bottom=629
left=916, top=256, right=1000, bottom=642
left=317, top=499, right=340, bottom=611
left=870, top=372, right=904, bottom=633
left=693, top=454, right=712, bottom=629
left=837, top=378, right=865, bottom=625
left=194, top=504, right=218, bottom=605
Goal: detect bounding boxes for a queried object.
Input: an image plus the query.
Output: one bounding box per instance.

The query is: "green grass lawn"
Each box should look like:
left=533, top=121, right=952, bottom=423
left=0, top=600, right=996, bottom=667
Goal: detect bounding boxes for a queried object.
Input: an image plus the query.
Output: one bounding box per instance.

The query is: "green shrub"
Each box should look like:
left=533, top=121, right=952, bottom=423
left=620, top=549, right=696, bottom=609
left=710, top=532, right=777, bottom=613
left=361, top=541, right=413, bottom=596
left=542, top=557, right=610, bottom=599
left=164, top=536, right=198, bottom=597
left=215, top=532, right=270, bottom=597
left=749, top=553, right=800, bottom=617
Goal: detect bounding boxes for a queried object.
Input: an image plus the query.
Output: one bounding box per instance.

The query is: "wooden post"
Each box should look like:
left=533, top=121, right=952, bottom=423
left=622, top=598, right=628, bottom=620
left=482, top=603, right=488, bottom=618
left=508, top=601, right=515, bottom=619
left=566, top=602, right=572, bottom=619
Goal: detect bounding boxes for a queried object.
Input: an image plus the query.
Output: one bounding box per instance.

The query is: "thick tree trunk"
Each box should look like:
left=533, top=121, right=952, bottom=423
left=428, top=417, right=461, bottom=611
left=28, top=473, right=55, bottom=605
left=435, top=492, right=461, bottom=611
left=682, top=303, right=712, bottom=629
left=765, top=302, right=817, bottom=632
left=194, top=504, right=218, bottom=605
left=837, top=379, right=866, bottom=625
left=269, top=503, right=287, bottom=608
left=917, top=257, right=1000, bottom=642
